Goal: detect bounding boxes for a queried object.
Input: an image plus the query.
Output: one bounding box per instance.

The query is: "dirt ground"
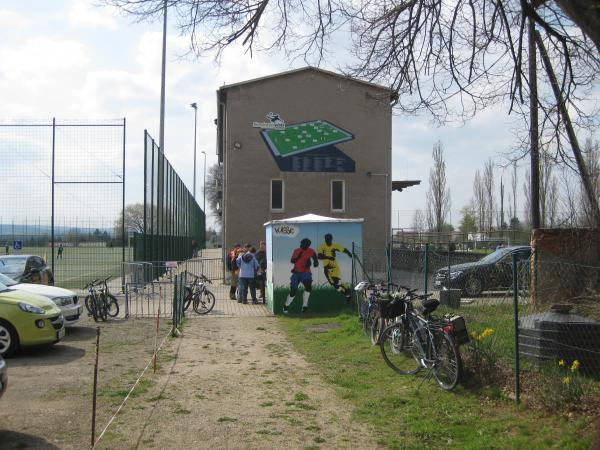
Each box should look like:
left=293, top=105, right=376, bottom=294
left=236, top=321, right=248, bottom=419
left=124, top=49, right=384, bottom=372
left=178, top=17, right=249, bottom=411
left=0, top=314, right=378, bottom=450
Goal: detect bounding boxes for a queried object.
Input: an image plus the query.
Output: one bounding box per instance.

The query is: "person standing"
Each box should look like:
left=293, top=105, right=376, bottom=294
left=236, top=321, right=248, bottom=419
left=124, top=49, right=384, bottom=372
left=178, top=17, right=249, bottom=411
left=317, top=233, right=352, bottom=301
left=255, top=241, right=267, bottom=303
left=57, top=244, right=64, bottom=260
left=283, top=238, right=318, bottom=314
left=236, top=246, right=259, bottom=304
left=227, top=243, right=241, bottom=300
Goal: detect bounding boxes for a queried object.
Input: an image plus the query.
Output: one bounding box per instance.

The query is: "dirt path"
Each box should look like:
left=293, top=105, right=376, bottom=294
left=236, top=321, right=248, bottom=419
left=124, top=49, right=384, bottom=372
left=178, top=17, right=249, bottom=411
left=96, top=316, right=378, bottom=450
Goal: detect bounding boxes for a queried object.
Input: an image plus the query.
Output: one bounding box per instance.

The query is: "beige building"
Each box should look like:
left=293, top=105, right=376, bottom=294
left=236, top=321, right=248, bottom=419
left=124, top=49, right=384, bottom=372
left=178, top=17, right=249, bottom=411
left=217, top=67, right=394, bottom=253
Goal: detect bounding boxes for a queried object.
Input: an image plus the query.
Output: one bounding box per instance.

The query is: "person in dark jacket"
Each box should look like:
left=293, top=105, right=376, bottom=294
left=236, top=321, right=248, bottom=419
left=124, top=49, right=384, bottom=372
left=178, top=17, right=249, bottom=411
left=255, top=241, right=267, bottom=303
left=236, top=246, right=259, bottom=304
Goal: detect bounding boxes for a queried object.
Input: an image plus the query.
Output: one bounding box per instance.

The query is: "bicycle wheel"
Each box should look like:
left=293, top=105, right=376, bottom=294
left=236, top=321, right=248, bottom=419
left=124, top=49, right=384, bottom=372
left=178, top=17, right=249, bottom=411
left=183, top=287, right=193, bottom=311
left=84, top=295, right=93, bottom=316
left=432, top=332, right=462, bottom=391
left=97, top=296, right=108, bottom=322
left=370, top=315, right=385, bottom=346
left=193, top=290, right=216, bottom=315
left=379, top=322, right=422, bottom=375
left=363, top=306, right=376, bottom=337
left=105, top=294, right=120, bottom=318
left=86, top=295, right=99, bottom=322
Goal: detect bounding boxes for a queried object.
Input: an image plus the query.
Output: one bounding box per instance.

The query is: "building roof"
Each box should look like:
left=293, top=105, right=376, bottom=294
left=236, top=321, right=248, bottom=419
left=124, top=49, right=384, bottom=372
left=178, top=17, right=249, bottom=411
left=392, top=180, right=421, bottom=192
left=219, top=66, right=392, bottom=93
left=264, top=214, right=364, bottom=226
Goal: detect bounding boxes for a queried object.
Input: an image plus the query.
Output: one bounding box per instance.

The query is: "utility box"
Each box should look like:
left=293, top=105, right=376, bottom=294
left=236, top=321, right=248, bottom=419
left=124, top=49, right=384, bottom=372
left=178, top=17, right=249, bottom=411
left=440, top=289, right=461, bottom=308
left=264, top=214, right=363, bottom=314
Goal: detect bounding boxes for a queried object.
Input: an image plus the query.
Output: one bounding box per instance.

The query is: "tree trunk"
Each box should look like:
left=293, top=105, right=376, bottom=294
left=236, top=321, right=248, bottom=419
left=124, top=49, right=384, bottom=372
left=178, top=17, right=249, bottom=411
left=535, top=30, right=600, bottom=229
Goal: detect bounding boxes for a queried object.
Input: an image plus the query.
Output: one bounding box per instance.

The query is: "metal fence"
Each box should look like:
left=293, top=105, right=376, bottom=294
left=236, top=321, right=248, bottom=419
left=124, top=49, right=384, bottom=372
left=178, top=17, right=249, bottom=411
left=352, top=243, right=600, bottom=411
left=0, top=119, right=127, bottom=289
left=134, top=130, right=205, bottom=265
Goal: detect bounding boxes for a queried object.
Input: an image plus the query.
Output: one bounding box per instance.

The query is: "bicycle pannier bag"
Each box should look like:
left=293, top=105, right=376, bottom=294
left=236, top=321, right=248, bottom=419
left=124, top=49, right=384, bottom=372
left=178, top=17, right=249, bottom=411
left=448, top=315, right=469, bottom=345
left=379, top=299, right=406, bottom=319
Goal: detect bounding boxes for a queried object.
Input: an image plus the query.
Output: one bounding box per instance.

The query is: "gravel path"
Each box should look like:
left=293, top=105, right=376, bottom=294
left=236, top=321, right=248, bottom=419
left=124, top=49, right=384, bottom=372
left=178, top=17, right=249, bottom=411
left=95, top=316, right=378, bottom=449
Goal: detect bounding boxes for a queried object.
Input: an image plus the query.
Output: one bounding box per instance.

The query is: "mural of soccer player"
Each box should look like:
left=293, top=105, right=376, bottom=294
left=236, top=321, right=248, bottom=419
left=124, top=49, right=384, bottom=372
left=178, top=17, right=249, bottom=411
left=283, top=238, right=319, bottom=314
left=318, top=233, right=353, bottom=301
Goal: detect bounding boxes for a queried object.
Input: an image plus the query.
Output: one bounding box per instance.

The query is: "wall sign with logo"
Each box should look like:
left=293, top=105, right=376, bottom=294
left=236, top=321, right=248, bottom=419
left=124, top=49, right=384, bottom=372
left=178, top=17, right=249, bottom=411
left=254, top=113, right=356, bottom=172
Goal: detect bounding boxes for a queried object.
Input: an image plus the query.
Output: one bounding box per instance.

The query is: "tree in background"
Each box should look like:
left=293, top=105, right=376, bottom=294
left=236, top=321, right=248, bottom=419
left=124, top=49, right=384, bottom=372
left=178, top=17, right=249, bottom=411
left=426, top=142, right=451, bottom=233
left=473, top=170, right=486, bottom=232
left=459, top=205, right=478, bottom=234
left=114, top=203, right=145, bottom=241
left=411, top=209, right=426, bottom=233
left=507, top=162, right=519, bottom=227
left=482, top=159, right=495, bottom=233
left=205, top=164, right=223, bottom=227
left=578, top=138, right=600, bottom=228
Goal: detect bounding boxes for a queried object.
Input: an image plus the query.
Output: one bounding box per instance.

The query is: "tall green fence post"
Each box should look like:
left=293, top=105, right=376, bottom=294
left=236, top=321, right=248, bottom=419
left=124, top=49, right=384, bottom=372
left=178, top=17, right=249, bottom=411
left=386, top=243, right=392, bottom=289
left=424, top=243, right=429, bottom=294
left=512, top=253, right=521, bottom=404
left=447, top=241, right=451, bottom=285
left=351, top=242, right=355, bottom=306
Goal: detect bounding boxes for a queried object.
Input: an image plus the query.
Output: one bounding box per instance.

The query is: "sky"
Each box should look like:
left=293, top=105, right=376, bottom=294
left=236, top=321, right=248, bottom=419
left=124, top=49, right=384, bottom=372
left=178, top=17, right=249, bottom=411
left=0, top=0, right=532, bottom=231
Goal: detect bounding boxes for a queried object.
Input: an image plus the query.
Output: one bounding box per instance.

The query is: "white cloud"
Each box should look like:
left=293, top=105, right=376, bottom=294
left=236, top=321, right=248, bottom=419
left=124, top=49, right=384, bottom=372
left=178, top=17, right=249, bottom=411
left=0, top=8, right=30, bottom=29
left=68, top=0, right=118, bottom=29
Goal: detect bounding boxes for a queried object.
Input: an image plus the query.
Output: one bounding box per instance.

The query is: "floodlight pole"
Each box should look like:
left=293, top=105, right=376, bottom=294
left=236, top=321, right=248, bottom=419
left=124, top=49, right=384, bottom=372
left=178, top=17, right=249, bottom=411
left=191, top=103, right=198, bottom=198
left=201, top=151, right=206, bottom=213
left=158, top=0, right=167, bottom=153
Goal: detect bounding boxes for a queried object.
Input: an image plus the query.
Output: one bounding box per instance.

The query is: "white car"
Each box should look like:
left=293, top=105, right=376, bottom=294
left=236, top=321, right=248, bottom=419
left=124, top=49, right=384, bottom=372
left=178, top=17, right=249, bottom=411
left=0, top=273, right=83, bottom=327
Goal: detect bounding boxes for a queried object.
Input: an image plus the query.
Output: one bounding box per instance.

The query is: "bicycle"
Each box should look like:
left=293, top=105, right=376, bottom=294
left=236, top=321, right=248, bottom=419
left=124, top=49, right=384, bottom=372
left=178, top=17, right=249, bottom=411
left=355, top=281, right=390, bottom=345
left=184, top=274, right=216, bottom=315
left=97, top=276, right=120, bottom=318
left=84, top=280, right=107, bottom=322
left=379, top=287, right=469, bottom=390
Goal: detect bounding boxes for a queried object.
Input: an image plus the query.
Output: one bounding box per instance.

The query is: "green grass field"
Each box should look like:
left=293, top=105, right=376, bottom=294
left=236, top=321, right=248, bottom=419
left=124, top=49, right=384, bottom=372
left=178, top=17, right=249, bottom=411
left=279, top=312, right=594, bottom=449
left=262, top=120, right=353, bottom=157
left=8, top=246, right=133, bottom=290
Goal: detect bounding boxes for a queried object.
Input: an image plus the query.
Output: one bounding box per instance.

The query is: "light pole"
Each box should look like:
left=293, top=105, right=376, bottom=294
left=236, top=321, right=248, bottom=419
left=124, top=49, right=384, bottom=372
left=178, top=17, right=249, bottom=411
left=159, top=0, right=167, bottom=153
left=191, top=102, right=198, bottom=198
left=201, top=151, right=206, bottom=213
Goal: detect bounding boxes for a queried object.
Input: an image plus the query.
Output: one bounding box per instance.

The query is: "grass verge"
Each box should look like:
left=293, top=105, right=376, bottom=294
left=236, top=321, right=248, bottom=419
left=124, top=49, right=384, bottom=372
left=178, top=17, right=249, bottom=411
left=279, top=312, right=593, bottom=450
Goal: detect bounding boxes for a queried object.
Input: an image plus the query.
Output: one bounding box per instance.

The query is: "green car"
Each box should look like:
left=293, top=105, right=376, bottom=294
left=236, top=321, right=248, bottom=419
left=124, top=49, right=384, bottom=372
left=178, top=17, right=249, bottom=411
left=0, top=280, right=65, bottom=357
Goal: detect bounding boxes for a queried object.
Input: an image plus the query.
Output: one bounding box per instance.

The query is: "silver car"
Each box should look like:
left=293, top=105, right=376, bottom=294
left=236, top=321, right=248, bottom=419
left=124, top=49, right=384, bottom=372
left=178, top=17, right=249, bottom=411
left=0, top=354, right=7, bottom=398
left=0, top=273, right=83, bottom=327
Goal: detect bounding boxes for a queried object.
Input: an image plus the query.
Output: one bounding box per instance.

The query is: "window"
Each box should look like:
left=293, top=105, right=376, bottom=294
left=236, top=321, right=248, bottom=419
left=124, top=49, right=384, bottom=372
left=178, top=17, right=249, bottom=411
left=271, top=179, right=284, bottom=211
left=331, top=180, right=345, bottom=212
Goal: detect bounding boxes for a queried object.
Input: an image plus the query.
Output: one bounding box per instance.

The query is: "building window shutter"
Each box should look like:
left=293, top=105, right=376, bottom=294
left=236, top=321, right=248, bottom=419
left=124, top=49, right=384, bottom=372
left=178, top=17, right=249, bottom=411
left=271, top=179, right=284, bottom=211
left=331, top=180, right=345, bottom=211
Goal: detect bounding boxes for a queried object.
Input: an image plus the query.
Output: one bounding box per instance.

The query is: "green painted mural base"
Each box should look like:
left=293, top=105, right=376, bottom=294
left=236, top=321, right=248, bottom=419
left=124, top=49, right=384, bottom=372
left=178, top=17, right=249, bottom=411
left=270, top=285, right=353, bottom=315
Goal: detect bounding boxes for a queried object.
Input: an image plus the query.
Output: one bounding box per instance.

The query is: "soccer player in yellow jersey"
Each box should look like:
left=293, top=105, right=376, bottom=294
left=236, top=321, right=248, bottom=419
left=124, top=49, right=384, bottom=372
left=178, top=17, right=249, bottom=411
left=317, top=233, right=353, bottom=301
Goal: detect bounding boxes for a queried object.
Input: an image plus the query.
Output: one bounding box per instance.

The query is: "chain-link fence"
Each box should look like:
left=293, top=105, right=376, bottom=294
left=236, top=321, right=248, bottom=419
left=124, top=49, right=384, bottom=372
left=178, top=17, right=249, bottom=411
left=134, top=131, right=204, bottom=267
left=0, top=119, right=127, bottom=289
left=352, top=240, right=600, bottom=411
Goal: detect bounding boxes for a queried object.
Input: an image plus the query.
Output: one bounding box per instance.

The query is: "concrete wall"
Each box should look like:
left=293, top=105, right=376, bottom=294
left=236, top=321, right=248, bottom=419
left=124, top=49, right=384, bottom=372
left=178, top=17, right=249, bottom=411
left=220, top=69, right=392, bottom=251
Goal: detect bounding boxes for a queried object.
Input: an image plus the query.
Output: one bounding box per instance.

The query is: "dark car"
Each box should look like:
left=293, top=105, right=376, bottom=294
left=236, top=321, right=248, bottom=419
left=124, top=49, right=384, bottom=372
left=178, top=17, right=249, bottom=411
left=0, top=255, right=54, bottom=286
left=0, top=354, right=7, bottom=398
left=434, top=246, right=531, bottom=297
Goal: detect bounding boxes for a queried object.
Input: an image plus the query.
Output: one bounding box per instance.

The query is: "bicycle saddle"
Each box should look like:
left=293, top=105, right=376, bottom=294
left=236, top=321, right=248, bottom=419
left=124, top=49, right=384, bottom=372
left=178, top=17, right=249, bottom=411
left=420, top=298, right=440, bottom=314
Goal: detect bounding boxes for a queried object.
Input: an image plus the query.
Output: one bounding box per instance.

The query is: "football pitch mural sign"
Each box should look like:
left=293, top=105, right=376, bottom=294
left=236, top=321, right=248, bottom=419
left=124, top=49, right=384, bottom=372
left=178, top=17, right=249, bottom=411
left=264, top=215, right=363, bottom=314
left=253, top=113, right=355, bottom=172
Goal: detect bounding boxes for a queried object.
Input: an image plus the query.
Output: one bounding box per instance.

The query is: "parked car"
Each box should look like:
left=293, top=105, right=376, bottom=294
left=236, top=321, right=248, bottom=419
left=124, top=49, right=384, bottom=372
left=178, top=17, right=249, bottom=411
left=0, top=280, right=65, bottom=357
left=0, top=255, right=54, bottom=285
left=434, top=245, right=531, bottom=297
left=0, top=273, right=82, bottom=327
left=0, top=354, right=6, bottom=398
